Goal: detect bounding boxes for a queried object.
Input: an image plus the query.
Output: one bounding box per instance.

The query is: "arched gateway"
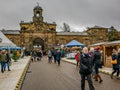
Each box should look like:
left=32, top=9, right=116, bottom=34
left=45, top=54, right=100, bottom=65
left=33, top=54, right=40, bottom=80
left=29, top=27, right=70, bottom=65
left=33, top=38, right=44, bottom=50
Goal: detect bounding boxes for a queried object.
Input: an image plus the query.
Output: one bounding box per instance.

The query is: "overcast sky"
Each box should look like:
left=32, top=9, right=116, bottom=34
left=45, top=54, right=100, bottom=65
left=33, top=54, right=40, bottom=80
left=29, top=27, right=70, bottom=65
left=0, top=0, right=120, bottom=31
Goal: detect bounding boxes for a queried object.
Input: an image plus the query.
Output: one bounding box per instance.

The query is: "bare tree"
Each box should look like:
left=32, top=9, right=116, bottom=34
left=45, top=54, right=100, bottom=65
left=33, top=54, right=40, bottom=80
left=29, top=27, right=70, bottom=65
left=61, top=22, right=71, bottom=32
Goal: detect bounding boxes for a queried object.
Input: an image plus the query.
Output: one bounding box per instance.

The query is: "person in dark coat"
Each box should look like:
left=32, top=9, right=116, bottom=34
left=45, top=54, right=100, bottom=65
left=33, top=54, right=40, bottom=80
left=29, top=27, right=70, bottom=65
left=93, top=47, right=103, bottom=83
left=36, top=50, right=42, bottom=61
left=79, top=47, right=95, bottom=90
left=32, top=50, right=37, bottom=62
left=56, top=49, right=61, bottom=66
left=48, top=50, right=52, bottom=63
left=5, top=50, right=11, bottom=71
left=111, top=48, right=120, bottom=79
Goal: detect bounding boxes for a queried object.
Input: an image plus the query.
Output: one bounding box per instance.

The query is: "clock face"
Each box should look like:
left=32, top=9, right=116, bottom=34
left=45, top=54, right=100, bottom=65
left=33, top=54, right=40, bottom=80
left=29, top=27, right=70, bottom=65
left=36, top=13, right=40, bottom=18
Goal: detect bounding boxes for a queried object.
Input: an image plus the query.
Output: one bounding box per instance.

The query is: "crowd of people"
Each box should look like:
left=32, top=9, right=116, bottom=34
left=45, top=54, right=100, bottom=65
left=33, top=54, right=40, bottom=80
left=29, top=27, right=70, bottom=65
left=75, top=46, right=120, bottom=90
left=31, top=49, right=43, bottom=62
left=1, top=46, right=120, bottom=90
left=30, top=48, right=63, bottom=66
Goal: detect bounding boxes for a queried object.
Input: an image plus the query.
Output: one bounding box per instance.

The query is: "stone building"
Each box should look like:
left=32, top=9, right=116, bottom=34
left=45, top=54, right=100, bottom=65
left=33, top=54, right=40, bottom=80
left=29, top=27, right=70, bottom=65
left=1, top=4, right=120, bottom=51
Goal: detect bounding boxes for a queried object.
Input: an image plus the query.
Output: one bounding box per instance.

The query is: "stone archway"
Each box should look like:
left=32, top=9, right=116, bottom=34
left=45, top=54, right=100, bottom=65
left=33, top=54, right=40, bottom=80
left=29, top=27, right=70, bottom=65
left=33, top=38, right=44, bottom=50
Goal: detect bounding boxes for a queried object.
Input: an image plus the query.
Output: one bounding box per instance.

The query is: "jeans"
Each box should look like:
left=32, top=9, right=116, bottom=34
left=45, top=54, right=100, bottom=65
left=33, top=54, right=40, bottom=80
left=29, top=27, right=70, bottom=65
left=57, top=60, right=60, bottom=66
left=95, top=63, right=101, bottom=74
left=5, top=62, right=10, bottom=71
left=81, top=74, right=95, bottom=90
left=1, top=62, right=6, bottom=73
left=112, top=68, right=119, bottom=76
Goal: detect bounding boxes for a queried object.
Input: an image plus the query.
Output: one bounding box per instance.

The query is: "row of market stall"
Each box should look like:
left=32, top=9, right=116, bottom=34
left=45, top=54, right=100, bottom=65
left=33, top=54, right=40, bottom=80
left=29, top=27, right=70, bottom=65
left=89, top=41, right=120, bottom=67
left=64, top=39, right=120, bottom=67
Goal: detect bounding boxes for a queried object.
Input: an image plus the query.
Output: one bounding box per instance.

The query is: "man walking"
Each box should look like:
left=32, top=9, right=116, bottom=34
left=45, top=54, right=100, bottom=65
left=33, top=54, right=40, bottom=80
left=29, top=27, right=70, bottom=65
left=79, top=47, right=95, bottom=90
left=56, top=49, right=61, bottom=66
left=0, top=50, right=7, bottom=73
left=5, top=50, right=11, bottom=71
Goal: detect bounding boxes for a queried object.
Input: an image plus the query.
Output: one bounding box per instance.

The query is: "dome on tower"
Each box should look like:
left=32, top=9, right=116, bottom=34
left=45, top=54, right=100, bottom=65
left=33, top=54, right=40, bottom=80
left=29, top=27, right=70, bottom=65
left=34, top=3, right=42, bottom=10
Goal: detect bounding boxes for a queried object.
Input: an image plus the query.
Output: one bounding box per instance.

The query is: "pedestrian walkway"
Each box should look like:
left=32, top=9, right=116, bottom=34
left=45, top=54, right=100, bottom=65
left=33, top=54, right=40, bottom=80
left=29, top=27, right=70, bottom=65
left=0, top=56, right=31, bottom=90
left=61, top=57, right=120, bottom=78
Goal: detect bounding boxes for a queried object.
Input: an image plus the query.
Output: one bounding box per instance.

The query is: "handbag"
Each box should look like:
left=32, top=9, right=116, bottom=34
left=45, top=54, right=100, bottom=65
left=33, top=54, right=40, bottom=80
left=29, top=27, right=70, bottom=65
left=111, top=59, right=117, bottom=64
left=81, top=63, right=88, bottom=71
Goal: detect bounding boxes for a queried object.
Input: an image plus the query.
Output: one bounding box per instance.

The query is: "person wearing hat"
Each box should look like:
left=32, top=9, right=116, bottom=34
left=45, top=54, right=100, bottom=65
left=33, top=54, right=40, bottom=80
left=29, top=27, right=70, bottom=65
left=93, top=47, right=103, bottom=83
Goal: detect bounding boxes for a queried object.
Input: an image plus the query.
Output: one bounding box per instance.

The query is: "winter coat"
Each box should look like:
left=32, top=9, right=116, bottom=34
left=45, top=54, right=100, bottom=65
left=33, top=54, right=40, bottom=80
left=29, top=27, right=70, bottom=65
left=117, top=53, right=120, bottom=65
left=75, top=53, right=80, bottom=62
left=48, top=51, right=52, bottom=58
left=32, top=51, right=37, bottom=57
left=6, top=53, right=11, bottom=63
left=37, top=51, right=42, bottom=57
left=0, top=54, right=7, bottom=62
left=79, top=53, right=92, bottom=75
left=112, top=53, right=119, bottom=69
left=56, top=52, right=61, bottom=61
left=93, top=50, right=102, bottom=67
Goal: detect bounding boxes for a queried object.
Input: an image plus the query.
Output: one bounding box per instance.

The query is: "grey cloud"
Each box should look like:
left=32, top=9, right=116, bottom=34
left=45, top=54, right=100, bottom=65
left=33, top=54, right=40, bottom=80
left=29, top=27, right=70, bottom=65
left=0, top=0, right=120, bottom=31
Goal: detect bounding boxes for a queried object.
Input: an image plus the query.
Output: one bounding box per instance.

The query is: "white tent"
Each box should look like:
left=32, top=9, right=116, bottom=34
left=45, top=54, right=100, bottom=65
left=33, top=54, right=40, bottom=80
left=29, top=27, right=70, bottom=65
left=0, top=31, right=16, bottom=47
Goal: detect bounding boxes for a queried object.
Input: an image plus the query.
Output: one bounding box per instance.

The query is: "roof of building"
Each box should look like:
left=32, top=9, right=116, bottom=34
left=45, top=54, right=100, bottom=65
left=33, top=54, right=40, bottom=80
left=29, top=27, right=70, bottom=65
left=0, top=31, right=16, bottom=46
left=56, top=32, right=88, bottom=36
left=89, top=25, right=108, bottom=29
left=1, top=30, right=20, bottom=34
left=89, top=40, right=120, bottom=47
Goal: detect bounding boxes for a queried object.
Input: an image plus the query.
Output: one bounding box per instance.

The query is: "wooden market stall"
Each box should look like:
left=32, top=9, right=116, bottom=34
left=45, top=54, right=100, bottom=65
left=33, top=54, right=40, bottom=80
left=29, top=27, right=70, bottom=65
left=89, top=41, right=120, bottom=67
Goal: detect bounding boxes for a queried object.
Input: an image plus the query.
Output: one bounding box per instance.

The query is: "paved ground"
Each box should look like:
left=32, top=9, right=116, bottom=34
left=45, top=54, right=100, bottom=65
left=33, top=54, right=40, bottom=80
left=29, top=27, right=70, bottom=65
left=0, top=56, right=30, bottom=90
left=62, top=58, right=117, bottom=77
left=21, top=56, right=120, bottom=90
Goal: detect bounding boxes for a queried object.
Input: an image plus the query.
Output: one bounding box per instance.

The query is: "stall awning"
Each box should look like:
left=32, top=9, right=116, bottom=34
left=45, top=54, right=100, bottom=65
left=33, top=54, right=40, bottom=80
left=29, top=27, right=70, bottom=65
left=65, top=40, right=85, bottom=47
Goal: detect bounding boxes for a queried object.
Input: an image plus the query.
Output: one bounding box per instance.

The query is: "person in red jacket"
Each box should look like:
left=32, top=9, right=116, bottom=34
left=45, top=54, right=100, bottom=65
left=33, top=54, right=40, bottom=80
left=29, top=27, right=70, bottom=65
left=75, top=50, right=80, bottom=66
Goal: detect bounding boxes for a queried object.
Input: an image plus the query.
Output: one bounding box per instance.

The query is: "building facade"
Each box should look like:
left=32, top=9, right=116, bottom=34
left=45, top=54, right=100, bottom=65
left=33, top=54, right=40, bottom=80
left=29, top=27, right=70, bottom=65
left=20, top=5, right=56, bottom=50
left=1, top=5, right=120, bottom=51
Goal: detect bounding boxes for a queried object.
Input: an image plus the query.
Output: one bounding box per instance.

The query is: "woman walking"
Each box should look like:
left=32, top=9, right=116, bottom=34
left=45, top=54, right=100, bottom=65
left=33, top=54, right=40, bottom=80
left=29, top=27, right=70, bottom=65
left=48, top=50, right=52, bottom=63
left=93, top=47, right=103, bottom=83
left=111, top=48, right=120, bottom=79
left=75, top=50, right=80, bottom=67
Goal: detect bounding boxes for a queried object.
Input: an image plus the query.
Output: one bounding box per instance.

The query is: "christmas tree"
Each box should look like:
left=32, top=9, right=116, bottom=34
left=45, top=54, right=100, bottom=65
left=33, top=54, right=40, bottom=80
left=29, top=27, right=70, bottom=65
left=12, top=50, right=19, bottom=61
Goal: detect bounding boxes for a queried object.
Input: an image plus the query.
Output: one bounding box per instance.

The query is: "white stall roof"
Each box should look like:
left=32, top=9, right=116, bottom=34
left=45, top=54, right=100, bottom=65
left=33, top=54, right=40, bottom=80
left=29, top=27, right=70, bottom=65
left=0, top=31, right=16, bottom=47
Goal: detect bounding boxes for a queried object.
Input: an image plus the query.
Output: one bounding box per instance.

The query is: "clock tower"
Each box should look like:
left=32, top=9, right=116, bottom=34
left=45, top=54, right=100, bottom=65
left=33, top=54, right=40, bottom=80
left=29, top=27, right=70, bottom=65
left=33, top=3, right=43, bottom=22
